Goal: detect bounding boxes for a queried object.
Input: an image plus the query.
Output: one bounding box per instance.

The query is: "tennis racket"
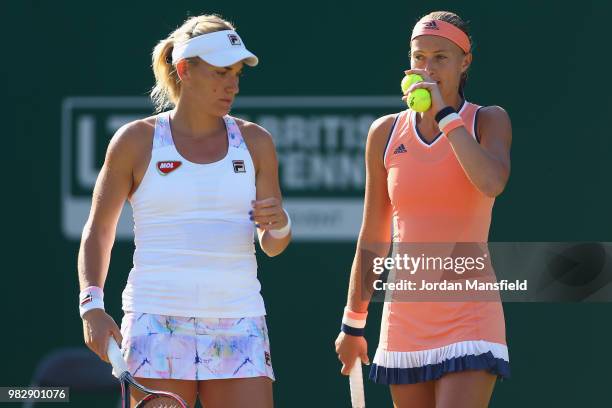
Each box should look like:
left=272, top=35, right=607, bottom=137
left=349, top=357, right=365, bottom=408
left=107, top=337, right=189, bottom=408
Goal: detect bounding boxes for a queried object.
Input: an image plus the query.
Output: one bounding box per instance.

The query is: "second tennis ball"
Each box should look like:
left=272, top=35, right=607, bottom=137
left=408, top=89, right=432, bottom=112
left=401, top=74, right=432, bottom=112
left=401, top=74, right=423, bottom=93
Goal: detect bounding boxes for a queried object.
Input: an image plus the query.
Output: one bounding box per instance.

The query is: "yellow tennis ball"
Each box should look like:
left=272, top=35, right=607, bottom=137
left=401, top=74, right=423, bottom=94
left=401, top=74, right=432, bottom=112
left=408, top=89, right=432, bottom=112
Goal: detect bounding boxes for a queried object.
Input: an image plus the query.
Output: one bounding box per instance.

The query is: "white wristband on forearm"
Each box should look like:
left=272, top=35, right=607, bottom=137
left=268, top=209, right=291, bottom=239
left=79, top=286, right=104, bottom=318
left=438, top=112, right=465, bottom=136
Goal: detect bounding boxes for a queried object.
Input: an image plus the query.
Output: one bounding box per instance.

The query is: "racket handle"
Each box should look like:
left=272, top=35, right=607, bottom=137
left=349, top=358, right=365, bottom=408
left=107, top=336, right=129, bottom=377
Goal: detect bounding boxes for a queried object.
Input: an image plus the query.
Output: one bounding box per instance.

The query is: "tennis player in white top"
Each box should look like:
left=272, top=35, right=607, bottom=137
left=77, top=14, right=290, bottom=408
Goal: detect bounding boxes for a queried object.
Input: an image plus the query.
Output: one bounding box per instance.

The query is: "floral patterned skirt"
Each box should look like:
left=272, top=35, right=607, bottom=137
left=120, top=312, right=275, bottom=381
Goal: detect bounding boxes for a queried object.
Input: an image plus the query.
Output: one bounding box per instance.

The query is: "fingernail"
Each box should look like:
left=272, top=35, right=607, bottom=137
left=248, top=210, right=252, bottom=215
left=255, top=224, right=261, bottom=228
left=249, top=216, right=253, bottom=221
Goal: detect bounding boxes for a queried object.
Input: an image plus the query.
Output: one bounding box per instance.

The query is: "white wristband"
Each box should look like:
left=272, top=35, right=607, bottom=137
left=342, top=307, right=368, bottom=329
left=79, top=286, right=105, bottom=318
left=437, top=112, right=461, bottom=130
left=268, top=209, right=291, bottom=239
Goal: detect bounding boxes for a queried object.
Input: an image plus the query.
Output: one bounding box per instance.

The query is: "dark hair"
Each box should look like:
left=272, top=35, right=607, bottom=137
left=413, top=11, right=472, bottom=97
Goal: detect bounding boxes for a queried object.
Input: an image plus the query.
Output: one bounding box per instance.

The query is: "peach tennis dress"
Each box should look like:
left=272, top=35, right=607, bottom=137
left=369, top=100, right=510, bottom=384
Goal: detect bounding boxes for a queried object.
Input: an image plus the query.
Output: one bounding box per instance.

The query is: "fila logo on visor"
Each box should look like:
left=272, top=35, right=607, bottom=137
left=233, top=160, right=246, bottom=173
left=423, top=21, right=439, bottom=30
left=228, top=34, right=242, bottom=46
left=157, top=161, right=182, bottom=175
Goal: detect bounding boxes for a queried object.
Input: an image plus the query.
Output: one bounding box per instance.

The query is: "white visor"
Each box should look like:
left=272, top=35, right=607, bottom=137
left=171, top=30, right=259, bottom=67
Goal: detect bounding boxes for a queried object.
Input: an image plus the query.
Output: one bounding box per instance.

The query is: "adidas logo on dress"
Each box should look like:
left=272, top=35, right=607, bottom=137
left=393, top=144, right=407, bottom=154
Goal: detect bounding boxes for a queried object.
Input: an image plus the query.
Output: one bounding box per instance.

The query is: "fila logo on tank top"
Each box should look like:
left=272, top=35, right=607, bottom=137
left=383, top=100, right=495, bottom=243
left=124, top=112, right=265, bottom=318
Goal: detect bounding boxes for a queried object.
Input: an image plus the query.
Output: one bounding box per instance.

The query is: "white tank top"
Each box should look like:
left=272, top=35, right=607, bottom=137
left=122, top=112, right=265, bottom=318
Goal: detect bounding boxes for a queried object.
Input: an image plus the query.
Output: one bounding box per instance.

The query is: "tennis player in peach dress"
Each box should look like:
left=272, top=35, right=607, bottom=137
left=336, top=10, right=512, bottom=408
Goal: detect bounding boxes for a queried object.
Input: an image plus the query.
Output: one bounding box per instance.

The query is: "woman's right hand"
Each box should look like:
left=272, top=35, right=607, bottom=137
left=82, top=309, right=123, bottom=363
left=335, top=331, right=369, bottom=375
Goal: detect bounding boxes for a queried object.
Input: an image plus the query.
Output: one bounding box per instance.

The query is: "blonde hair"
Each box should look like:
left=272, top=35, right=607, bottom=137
left=150, top=14, right=235, bottom=112
left=413, top=11, right=472, bottom=97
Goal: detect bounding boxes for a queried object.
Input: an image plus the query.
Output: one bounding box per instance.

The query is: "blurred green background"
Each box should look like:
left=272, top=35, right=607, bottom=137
left=5, top=0, right=612, bottom=406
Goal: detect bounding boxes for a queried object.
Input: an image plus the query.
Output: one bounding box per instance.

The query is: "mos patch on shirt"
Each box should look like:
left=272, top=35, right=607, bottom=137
left=157, top=161, right=182, bottom=175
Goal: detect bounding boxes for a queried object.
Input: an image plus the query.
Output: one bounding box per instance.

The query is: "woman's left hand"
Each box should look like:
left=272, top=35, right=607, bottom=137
left=403, top=68, right=449, bottom=114
left=250, top=197, right=288, bottom=231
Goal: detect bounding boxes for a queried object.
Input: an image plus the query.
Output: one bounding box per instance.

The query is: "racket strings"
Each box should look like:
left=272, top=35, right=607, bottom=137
left=132, top=395, right=187, bottom=408
left=138, top=396, right=184, bottom=408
